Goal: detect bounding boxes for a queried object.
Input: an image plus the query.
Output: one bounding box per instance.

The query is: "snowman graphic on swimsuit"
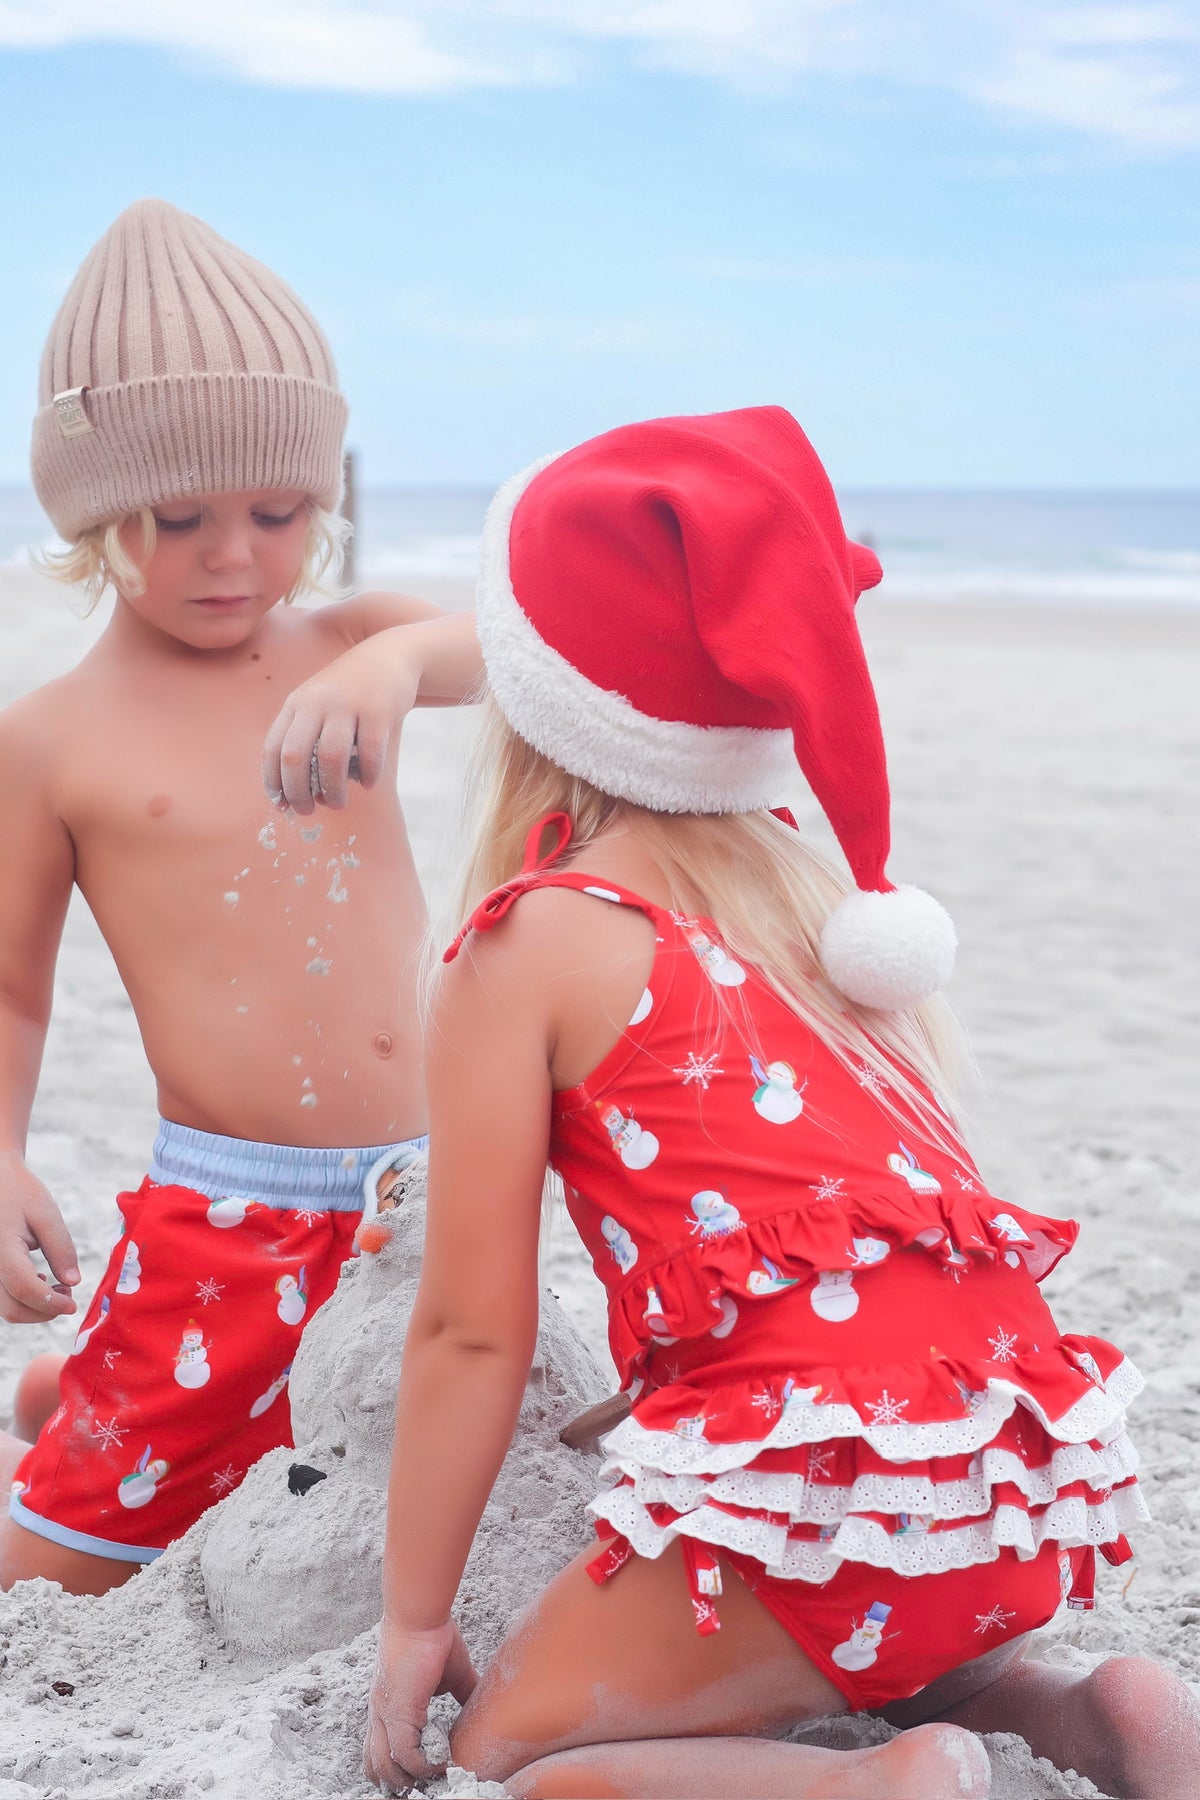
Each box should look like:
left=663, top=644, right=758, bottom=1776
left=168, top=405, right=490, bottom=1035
left=643, top=1286, right=676, bottom=1343
left=70, top=1294, right=110, bottom=1356
left=275, top=1268, right=308, bottom=1326
left=810, top=1269, right=859, bottom=1322
left=846, top=1236, right=891, bottom=1268
left=688, top=1191, right=743, bottom=1237
left=887, top=1142, right=942, bottom=1197
left=118, top=1445, right=170, bottom=1509
left=709, top=1293, right=739, bottom=1338
left=207, top=1195, right=257, bottom=1229
left=249, top=1361, right=293, bottom=1419
left=746, top=1256, right=800, bottom=1296
left=686, top=930, right=746, bottom=988
left=599, top=1103, right=660, bottom=1171
left=748, top=1058, right=806, bottom=1124
left=831, top=1601, right=894, bottom=1671
left=990, top=1212, right=1032, bottom=1268
left=174, top=1319, right=211, bottom=1389
left=114, top=1239, right=142, bottom=1295
left=600, top=1215, right=639, bottom=1273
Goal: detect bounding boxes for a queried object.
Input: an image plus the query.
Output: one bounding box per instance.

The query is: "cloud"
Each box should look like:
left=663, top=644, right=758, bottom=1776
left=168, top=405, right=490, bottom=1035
left=1, top=1, right=1198, bottom=147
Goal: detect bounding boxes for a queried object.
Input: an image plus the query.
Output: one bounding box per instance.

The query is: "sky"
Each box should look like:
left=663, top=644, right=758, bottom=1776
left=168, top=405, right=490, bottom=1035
left=0, top=2, right=1197, bottom=490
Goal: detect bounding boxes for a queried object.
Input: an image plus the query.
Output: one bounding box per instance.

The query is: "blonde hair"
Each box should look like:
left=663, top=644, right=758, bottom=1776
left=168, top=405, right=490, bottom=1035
left=36, top=501, right=348, bottom=613
left=456, top=695, right=972, bottom=1158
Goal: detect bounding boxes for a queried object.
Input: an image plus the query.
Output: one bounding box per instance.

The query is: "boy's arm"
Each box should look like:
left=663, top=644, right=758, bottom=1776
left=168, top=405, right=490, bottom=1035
left=263, top=610, right=484, bottom=814
left=0, top=704, right=82, bottom=1322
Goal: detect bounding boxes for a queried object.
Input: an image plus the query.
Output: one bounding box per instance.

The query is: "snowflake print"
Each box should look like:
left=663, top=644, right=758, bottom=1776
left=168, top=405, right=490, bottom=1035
left=669, top=910, right=700, bottom=931
left=952, top=1170, right=979, bottom=1193
left=673, top=1052, right=725, bottom=1091
left=45, top=1402, right=67, bottom=1433
left=974, top=1604, right=1017, bottom=1635
left=987, top=1327, right=1019, bottom=1364
left=195, top=1277, right=225, bottom=1306
left=856, top=1062, right=886, bottom=1097
left=692, top=1597, right=720, bottom=1631
left=293, top=1208, right=324, bottom=1229
left=806, top=1445, right=836, bottom=1482
left=865, top=1390, right=910, bottom=1427
left=101, top=1347, right=122, bottom=1372
left=750, top=1384, right=783, bottom=1420
left=92, top=1416, right=128, bottom=1453
left=210, top=1464, right=240, bottom=1497
left=811, top=1174, right=846, bottom=1203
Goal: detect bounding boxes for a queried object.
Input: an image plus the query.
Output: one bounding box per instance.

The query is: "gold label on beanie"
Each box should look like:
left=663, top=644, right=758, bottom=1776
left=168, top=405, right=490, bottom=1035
left=53, top=387, right=94, bottom=439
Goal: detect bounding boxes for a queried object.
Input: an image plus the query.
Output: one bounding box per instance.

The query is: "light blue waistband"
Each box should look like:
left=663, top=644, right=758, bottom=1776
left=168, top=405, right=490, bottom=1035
left=148, top=1118, right=428, bottom=1212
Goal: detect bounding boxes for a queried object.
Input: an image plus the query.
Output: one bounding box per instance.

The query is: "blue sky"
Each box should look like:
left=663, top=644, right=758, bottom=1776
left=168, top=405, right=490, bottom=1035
left=1, top=3, right=1197, bottom=489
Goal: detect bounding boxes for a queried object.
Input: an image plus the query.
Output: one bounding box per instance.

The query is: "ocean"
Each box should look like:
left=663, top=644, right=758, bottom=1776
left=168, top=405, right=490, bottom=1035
left=3, top=485, right=1198, bottom=606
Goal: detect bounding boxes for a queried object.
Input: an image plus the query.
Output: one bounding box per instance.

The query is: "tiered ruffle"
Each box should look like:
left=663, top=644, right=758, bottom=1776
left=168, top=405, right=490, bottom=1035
left=593, top=1189, right=1145, bottom=1582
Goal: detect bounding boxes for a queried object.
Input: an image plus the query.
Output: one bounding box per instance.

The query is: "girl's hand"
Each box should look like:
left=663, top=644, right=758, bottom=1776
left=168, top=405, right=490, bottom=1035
left=0, top=1152, right=80, bottom=1324
left=364, top=1617, right=478, bottom=1791
left=262, top=634, right=420, bottom=816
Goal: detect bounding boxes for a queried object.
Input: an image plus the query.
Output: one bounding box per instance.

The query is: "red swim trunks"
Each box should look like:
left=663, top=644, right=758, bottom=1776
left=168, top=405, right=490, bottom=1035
left=10, top=1123, right=425, bottom=1562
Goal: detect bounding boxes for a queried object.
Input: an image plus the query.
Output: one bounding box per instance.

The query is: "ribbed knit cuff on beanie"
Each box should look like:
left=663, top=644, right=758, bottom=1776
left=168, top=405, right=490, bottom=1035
left=31, top=198, right=347, bottom=540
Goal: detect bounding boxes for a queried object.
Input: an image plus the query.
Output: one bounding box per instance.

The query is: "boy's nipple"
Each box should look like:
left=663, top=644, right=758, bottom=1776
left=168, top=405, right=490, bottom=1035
left=147, top=794, right=172, bottom=818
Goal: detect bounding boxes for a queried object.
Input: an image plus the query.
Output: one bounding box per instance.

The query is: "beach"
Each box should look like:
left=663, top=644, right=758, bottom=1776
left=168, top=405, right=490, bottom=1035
left=0, top=561, right=1197, bottom=1798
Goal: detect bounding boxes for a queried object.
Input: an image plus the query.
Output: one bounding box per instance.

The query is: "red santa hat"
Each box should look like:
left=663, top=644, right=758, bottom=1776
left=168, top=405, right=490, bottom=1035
left=476, top=405, right=955, bottom=1010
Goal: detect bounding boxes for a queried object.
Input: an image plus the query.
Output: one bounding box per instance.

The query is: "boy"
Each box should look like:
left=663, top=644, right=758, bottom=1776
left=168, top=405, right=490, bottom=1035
left=0, top=198, right=480, bottom=1594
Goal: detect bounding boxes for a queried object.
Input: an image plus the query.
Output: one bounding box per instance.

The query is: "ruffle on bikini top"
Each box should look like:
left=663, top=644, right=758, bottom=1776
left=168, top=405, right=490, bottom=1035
left=603, top=1181, right=1078, bottom=1390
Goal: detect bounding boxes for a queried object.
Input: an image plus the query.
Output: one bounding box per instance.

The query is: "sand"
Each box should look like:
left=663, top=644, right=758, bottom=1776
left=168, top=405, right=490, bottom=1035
left=0, top=565, right=1197, bottom=1798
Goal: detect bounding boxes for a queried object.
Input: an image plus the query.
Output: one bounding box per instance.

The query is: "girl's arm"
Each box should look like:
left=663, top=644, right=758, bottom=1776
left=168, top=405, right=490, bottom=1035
left=366, top=899, right=559, bottom=1789
left=262, top=611, right=483, bottom=813
left=0, top=703, right=82, bottom=1322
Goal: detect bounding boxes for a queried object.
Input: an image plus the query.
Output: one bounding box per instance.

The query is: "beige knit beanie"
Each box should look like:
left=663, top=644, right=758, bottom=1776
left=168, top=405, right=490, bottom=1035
left=31, top=197, right=348, bottom=539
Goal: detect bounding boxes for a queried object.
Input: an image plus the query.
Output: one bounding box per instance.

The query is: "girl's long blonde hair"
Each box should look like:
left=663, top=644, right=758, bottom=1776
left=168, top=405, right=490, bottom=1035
left=456, top=696, right=971, bottom=1159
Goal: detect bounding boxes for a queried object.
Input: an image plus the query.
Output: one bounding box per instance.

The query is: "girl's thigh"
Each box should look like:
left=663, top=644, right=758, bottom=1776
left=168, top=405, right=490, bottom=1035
left=452, top=1539, right=847, bottom=1784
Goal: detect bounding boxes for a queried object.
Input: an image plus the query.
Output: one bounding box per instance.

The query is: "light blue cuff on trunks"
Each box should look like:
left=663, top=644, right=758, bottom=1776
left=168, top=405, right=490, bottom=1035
left=148, top=1118, right=429, bottom=1212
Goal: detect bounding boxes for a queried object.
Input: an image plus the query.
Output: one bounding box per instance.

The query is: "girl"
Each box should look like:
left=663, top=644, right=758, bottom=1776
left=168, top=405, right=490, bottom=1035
left=364, top=408, right=1197, bottom=1797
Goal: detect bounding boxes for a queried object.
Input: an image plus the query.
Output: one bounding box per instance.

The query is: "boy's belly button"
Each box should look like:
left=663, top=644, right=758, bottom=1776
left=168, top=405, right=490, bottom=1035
left=373, top=1032, right=394, bottom=1057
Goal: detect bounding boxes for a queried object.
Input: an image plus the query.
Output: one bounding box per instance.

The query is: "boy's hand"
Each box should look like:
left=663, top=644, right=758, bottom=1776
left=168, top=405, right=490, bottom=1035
left=0, top=1153, right=81, bottom=1323
left=262, top=633, right=421, bottom=816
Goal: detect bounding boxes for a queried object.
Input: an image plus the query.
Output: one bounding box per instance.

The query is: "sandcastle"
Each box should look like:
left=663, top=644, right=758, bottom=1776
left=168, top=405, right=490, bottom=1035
left=200, top=1161, right=610, bottom=1674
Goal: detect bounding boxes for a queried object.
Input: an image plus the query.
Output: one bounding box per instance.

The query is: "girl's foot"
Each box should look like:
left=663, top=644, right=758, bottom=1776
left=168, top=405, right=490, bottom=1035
left=12, top=1352, right=66, bottom=1442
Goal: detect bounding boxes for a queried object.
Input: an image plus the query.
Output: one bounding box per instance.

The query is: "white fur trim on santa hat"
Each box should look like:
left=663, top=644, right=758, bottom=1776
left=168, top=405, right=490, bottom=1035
left=476, top=455, right=796, bottom=815
left=819, top=886, right=957, bottom=1010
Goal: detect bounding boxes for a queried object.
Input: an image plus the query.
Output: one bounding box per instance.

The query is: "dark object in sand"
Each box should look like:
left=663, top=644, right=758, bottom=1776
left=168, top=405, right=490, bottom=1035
left=560, top=1391, right=632, bottom=1450
left=52, top=1680, right=75, bottom=1696
left=287, top=1463, right=329, bottom=1496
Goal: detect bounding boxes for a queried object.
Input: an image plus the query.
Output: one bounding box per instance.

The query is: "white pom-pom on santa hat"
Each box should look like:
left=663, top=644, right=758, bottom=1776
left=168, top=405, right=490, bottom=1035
left=819, top=885, right=957, bottom=1011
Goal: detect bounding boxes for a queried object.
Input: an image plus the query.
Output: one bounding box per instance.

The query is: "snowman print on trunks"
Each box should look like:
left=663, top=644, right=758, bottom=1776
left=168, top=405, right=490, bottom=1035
left=249, top=1361, right=293, bottom=1419
left=70, top=1294, right=110, bottom=1356
left=114, top=1239, right=142, bottom=1295
left=887, top=1142, right=942, bottom=1197
left=687, top=1191, right=743, bottom=1238
left=174, top=1319, right=211, bottom=1389
left=831, top=1601, right=895, bottom=1671
left=748, top=1057, right=806, bottom=1124
left=598, top=1102, right=660, bottom=1171
left=275, top=1267, right=308, bottom=1326
left=643, top=1285, right=676, bottom=1343
left=686, top=929, right=746, bottom=988
left=118, top=1445, right=170, bottom=1510
left=601, top=1215, right=639, bottom=1273
left=207, top=1195, right=259, bottom=1229
left=628, top=987, right=654, bottom=1027
left=810, top=1270, right=859, bottom=1322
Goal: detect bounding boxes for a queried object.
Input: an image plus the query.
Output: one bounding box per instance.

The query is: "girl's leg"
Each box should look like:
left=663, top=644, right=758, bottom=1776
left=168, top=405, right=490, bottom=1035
left=12, top=1351, right=67, bottom=1441
left=452, top=1539, right=990, bottom=1799
left=0, top=1431, right=139, bottom=1596
left=885, top=1644, right=1200, bottom=1800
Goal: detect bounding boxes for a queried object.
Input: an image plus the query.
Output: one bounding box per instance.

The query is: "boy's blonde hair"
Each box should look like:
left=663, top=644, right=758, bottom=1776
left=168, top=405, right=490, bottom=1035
left=456, top=695, right=972, bottom=1158
left=38, top=502, right=349, bottom=612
